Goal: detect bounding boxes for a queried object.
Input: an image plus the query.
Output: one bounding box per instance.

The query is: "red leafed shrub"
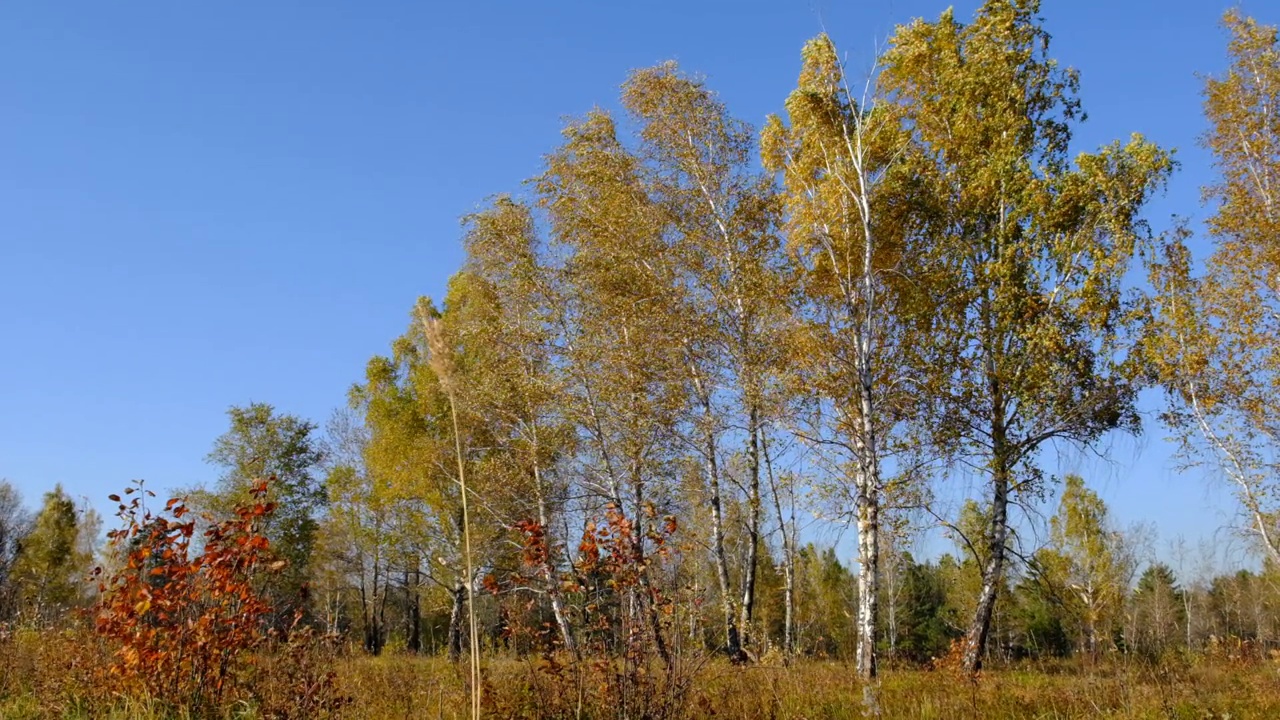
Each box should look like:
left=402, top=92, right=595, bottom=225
left=92, top=478, right=344, bottom=718
left=488, top=504, right=698, bottom=720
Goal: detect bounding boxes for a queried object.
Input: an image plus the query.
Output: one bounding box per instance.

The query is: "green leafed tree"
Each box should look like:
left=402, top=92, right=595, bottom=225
left=203, top=402, right=326, bottom=623
left=1047, top=475, right=1133, bottom=659
left=892, top=553, right=960, bottom=662
left=1132, top=563, right=1186, bottom=658
left=10, top=484, right=93, bottom=623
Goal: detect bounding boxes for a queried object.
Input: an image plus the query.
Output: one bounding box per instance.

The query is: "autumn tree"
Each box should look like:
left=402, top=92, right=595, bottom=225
left=766, top=447, right=804, bottom=658
left=881, top=0, right=1173, bottom=672
left=762, top=32, right=934, bottom=682
left=537, top=109, right=686, bottom=667
left=318, top=406, right=394, bottom=654
left=622, top=62, right=785, bottom=659
left=1142, top=11, right=1280, bottom=568
left=354, top=289, right=504, bottom=667
left=458, top=198, right=577, bottom=654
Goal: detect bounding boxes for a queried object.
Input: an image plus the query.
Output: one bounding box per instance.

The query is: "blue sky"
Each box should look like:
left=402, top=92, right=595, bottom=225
left=0, top=1, right=1270, bottom=573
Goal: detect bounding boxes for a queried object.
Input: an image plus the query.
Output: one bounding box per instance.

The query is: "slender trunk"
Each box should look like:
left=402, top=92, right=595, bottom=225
left=709, top=445, right=741, bottom=658
left=886, top=556, right=899, bottom=661
left=358, top=565, right=372, bottom=654
left=1184, top=589, right=1193, bottom=650
left=962, top=453, right=1011, bottom=674
left=763, top=431, right=795, bottom=659
left=532, top=458, right=576, bottom=656
left=375, top=572, right=388, bottom=655
left=855, top=487, right=879, bottom=680
left=782, top=552, right=795, bottom=658
left=361, top=557, right=385, bottom=655
left=848, top=120, right=883, bottom=689
left=738, top=406, right=762, bottom=656
left=853, top=376, right=882, bottom=681
left=1085, top=590, right=1098, bottom=663
left=408, top=565, right=422, bottom=654
left=404, top=567, right=412, bottom=650
left=631, top=464, right=672, bottom=669
left=448, top=580, right=465, bottom=663
left=690, top=360, right=740, bottom=658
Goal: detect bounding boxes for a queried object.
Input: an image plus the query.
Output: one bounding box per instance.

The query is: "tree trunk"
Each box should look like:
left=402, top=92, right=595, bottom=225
left=448, top=580, right=465, bottom=663
left=763, top=430, right=795, bottom=660
left=408, top=565, right=422, bottom=654
left=738, top=407, right=762, bottom=657
left=532, top=458, right=577, bottom=656
left=692, top=366, right=741, bottom=659
left=856, top=496, right=879, bottom=680
left=962, top=456, right=1011, bottom=674
left=853, top=349, right=882, bottom=683
left=360, top=560, right=385, bottom=655
left=630, top=462, right=672, bottom=669
left=886, top=564, right=898, bottom=661
left=1184, top=590, right=1193, bottom=651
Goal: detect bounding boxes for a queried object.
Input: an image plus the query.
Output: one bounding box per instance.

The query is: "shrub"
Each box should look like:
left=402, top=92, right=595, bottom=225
left=92, top=478, right=344, bottom=719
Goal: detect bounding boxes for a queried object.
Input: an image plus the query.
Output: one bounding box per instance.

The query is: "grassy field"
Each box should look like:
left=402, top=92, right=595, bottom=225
left=332, top=655, right=1280, bottom=720
left=5, top=627, right=1280, bottom=720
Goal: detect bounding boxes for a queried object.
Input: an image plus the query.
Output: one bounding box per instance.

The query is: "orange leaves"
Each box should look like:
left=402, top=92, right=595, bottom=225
left=92, top=477, right=289, bottom=716
left=513, top=518, right=550, bottom=570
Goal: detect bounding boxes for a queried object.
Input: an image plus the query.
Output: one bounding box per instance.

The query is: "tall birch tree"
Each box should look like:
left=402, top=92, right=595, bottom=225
left=761, top=34, right=931, bottom=681
left=458, top=197, right=578, bottom=654
left=1142, top=10, right=1280, bottom=566
left=537, top=111, right=684, bottom=667
left=622, top=62, right=784, bottom=659
left=880, top=0, right=1173, bottom=672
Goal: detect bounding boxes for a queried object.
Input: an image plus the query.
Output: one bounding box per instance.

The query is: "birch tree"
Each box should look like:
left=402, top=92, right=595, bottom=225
left=880, top=0, right=1173, bottom=672
left=356, top=286, right=506, bottom=665
left=1047, top=475, right=1130, bottom=659
left=537, top=111, right=684, bottom=667
left=1142, top=11, right=1280, bottom=567
left=0, top=481, right=31, bottom=622
left=761, top=33, right=930, bottom=681
left=622, top=62, right=784, bottom=659
left=320, top=407, right=394, bottom=654
left=458, top=197, right=577, bottom=654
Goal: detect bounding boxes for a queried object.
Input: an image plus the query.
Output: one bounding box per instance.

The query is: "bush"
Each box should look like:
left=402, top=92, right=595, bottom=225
left=90, top=479, right=344, bottom=719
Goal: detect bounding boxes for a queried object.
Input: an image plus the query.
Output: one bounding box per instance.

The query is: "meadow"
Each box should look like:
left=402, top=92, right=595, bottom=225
left=5, top=625, right=1280, bottom=720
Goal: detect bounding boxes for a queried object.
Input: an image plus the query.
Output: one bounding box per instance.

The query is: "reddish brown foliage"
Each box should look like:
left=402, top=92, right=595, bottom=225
left=488, top=505, right=696, bottom=719
left=92, top=479, right=345, bottom=718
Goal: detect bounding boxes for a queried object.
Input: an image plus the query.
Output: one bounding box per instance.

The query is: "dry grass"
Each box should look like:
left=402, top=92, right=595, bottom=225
left=6, top=630, right=1280, bottom=719
left=334, top=653, right=1280, bottom=720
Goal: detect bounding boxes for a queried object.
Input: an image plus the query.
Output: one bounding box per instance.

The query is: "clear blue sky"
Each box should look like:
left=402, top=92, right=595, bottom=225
left=0, top=1, right=1269, bottom=573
